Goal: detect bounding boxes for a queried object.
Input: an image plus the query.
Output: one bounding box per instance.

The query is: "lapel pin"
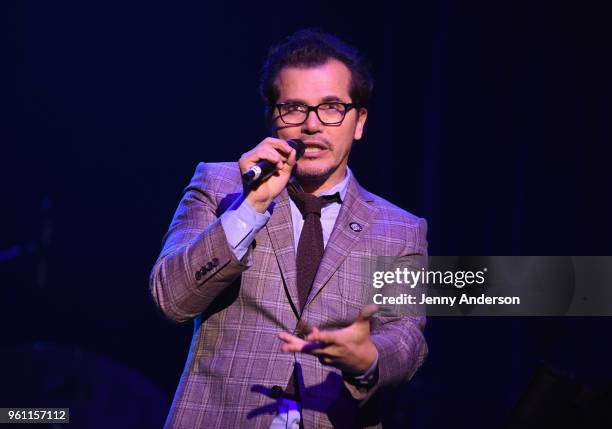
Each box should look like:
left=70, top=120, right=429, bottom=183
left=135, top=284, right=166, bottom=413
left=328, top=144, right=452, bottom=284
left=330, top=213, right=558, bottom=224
left=349, top=222, right=363, bottom=232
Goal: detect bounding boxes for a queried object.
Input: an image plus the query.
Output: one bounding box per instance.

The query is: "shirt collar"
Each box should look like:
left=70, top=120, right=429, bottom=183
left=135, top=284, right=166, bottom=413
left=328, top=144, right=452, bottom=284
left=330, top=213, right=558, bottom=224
left=289, top=167, right=351, bottom=204
left=318, top=167, right=351, bottom=203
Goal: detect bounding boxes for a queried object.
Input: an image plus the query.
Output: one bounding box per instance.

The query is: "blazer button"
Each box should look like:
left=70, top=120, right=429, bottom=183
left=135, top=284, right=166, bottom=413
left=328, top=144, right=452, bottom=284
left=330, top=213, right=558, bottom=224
left=212, top=257, right=219, bottom=267
left=270, top=385, right=283, bottom=399
left=195, top=271, right=202, bottom=281
left=205, top=261, right=213, bottom=271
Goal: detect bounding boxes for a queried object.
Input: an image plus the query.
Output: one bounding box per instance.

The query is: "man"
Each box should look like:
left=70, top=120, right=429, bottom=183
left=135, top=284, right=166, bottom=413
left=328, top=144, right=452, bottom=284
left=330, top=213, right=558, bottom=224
left=150, top=29, right=428, bottom=429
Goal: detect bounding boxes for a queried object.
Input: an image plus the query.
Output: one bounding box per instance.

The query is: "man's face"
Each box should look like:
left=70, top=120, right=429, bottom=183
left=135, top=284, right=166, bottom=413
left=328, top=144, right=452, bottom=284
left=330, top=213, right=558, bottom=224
left=273, top=59, right=367, bottom=188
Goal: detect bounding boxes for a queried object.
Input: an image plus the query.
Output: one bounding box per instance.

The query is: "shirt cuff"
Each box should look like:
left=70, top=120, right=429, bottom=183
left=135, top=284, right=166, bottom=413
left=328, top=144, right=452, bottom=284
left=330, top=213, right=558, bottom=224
left=351, top=353, right=379, bottom=386
left=220, top=197, right=270, bottom=260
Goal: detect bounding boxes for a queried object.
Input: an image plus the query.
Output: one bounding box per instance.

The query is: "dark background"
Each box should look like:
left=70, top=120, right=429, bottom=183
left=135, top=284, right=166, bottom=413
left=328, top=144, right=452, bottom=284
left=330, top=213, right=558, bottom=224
left=2, top=1, right=611, bottom=427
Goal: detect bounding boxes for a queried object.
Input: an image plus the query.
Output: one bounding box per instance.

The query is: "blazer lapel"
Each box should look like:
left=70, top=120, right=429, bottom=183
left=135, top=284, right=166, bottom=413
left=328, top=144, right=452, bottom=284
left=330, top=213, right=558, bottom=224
left=265, top=189, right=300, bottom=317
left=305, top=175, right=376, bottom=308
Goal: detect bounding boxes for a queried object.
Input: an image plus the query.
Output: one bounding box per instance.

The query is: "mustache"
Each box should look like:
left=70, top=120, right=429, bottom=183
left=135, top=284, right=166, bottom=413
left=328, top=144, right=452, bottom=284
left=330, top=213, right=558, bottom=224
left=300, top=137, right=331, bottom=149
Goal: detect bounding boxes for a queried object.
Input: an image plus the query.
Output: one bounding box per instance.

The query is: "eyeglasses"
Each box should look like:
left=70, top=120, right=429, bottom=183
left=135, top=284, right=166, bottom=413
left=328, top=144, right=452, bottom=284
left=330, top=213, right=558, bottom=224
left=275, top=102, right=357, bottom=126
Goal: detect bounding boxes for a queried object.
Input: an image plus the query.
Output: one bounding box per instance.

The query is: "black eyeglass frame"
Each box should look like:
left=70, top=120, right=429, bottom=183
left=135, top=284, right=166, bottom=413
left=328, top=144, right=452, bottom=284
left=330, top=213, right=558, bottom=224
left=274, top=102, right=358, bottom=126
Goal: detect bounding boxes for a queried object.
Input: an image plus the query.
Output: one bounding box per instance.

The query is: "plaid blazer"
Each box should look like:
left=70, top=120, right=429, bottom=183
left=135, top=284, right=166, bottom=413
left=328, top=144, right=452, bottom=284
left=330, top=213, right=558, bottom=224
left=150, top=162, right=428, bottom=429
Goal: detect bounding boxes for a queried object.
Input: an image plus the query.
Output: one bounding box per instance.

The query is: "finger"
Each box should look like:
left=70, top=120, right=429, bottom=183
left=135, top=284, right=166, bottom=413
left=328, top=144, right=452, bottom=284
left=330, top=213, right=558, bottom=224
left=280, top=337, right=326, bottom=354
left=306, top=328, right=337, bottom=345
left=278, top=332, right=306, bottom=353
left=308, top=344, right=340, bottom=358
left=260, top=145, right=293, bottom=171
left=284, top=144, right=297, bottom=169
left=265, top=139, right=296, bottom=170
left=278, top=331, right=302, bottom=343
left=304, top=326, right=320, bottom=341
left=254, top=146, right=287, bottom=171
left=301, top=341, right=328, bottom=353
left=257, top=146, right=285, bottom=164
left=305, top=326, right=319, bottom=342
left=263, top=138, right=295, bottom=157
left=240, top=146, right=282, bottom=171
left=317, top=355, right=336, bottom=366
left=356, top=304, right=380, bottom=323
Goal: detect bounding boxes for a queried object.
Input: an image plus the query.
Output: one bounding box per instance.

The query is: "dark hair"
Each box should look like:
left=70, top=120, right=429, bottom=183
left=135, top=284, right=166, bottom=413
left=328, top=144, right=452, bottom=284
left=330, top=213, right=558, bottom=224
left=259, top=29, right=373, bottom=118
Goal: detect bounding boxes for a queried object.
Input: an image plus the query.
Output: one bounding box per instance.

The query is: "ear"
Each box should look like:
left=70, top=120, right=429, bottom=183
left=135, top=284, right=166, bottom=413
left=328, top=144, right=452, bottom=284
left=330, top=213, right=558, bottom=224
left=353, top=107, right=368, bottom=141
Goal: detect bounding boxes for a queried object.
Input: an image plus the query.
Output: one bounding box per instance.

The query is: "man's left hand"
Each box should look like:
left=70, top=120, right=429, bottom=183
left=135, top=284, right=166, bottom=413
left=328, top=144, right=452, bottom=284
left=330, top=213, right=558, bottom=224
left=278, top=304, right=379, bottom=375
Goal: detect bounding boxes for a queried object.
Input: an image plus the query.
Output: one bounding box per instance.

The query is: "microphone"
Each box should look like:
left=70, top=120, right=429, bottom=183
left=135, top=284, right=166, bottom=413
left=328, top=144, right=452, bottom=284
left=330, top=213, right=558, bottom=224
left=241, top=139, right=305, bottom=188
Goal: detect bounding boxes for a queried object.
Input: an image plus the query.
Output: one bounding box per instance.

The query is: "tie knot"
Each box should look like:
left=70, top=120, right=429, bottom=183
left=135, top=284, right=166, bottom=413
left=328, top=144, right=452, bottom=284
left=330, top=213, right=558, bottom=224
left=290, top=190, right=323, bottom=217
left=287, top=182, right=342, bottom=219
left=287, top=183, right=342, bottom=219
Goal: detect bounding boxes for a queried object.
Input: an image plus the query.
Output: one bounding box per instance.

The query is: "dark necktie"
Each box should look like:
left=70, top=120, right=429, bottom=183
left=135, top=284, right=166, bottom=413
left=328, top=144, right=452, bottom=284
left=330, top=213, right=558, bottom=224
left=287, top=183, right=341, bottom=312
left=283, top=182, right=341, bottom=401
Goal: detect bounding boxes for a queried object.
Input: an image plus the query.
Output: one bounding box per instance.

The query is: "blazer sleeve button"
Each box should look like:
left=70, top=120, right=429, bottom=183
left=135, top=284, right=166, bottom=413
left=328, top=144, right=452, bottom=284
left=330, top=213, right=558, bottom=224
left=212, top=257, right=219, bottom=267
left=205, top=262, right=213, bottom=271
left=195, top=271, right=202, bottom=281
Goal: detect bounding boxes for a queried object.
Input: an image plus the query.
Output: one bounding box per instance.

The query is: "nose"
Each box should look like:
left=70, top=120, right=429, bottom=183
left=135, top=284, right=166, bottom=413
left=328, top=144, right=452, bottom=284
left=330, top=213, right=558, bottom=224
left=302, top=109, right=322, bottom=134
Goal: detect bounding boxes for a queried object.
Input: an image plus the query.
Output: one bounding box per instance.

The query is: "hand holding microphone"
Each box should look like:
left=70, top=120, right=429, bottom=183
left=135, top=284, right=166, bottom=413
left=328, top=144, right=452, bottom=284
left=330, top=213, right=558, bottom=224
left=238, top=138, right=305, bottom=213
left=242, top=139, right=305, bottom=187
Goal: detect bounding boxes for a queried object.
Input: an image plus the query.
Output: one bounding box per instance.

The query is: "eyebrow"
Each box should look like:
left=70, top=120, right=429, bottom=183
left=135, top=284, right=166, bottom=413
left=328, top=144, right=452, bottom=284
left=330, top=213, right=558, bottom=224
left=279, top=95, right=346, bottom=104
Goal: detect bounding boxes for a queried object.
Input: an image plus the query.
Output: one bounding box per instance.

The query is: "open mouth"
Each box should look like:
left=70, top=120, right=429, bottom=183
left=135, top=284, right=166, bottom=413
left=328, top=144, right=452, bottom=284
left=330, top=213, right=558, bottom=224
left=303, top=142, right=328, bottom=157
